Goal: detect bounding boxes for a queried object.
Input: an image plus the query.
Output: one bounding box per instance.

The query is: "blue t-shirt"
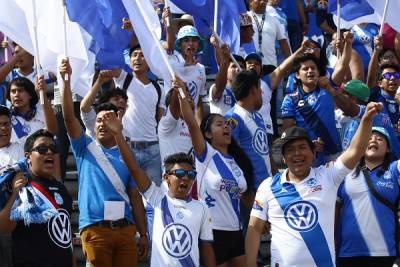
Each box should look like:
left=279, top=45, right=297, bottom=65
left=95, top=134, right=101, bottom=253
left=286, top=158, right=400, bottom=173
left=337, top=161, right=400, bottom=257
left=285, top=68, right=334, bottom=94
left=351, top=23, right=379, bottom=75
left=225, top=104, right=271, bottom=189
left=369, top=88, right=400, bottom=135
left=281, top=86, right=342, bottom=165
left=70, top=131, right=136, bottom=230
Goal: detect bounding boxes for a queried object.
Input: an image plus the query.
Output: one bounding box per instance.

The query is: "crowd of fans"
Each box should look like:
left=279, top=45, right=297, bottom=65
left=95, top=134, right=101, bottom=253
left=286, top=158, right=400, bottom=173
left=0, top=0, right=400, bottom=266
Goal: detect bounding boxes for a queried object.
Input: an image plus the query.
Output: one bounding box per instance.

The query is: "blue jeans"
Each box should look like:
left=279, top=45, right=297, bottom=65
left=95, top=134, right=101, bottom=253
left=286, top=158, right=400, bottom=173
left=131, top=142, right=162, bottom=186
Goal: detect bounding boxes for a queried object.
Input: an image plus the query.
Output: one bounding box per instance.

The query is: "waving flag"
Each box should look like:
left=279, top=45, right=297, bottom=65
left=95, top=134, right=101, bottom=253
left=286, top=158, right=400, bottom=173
left=366, top=0, right=400, bottom=32
left=121, top=0, right=172, bottom=83
left=328, top=0, right=381, bottom=28
left=65, top=0, right=131, bottom=70
left=0, top=0, right=95, bottom=97
left=171, top=0, right=246, bottom=54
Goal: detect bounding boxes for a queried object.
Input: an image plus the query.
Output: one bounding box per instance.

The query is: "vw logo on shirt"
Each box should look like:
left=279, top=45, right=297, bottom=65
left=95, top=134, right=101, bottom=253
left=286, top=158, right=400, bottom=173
left=188, top=81, right=198, bottom=100
left=284, top=201, right=319, bottom=232
left=47, top=209, right=71, bottom=248
left=252, top=128, right=269, bottom=155
left=162, top=223, right=193, bottom=259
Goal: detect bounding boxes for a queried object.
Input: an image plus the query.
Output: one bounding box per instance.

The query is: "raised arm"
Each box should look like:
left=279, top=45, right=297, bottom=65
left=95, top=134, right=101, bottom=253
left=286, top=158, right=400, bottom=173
left=0, top=49, right=26, bottom=83
left=339, top=102, right=382, bottom=169
left=103, top=111, right=151, bottom=192
left=211, top=44, right=230, bottom=101
left=35, top=76, right=57, bottom=135
left=269, top=39, right=309, bottom=90
left=162, top=7, right=175, bottom=54
left=80, top=70, right=120, bottom=113
left=331, top=32, right=353, bottom=86
left=176, top=78, right=206, bottom=156
left=59, top=59, right=82, bottom=139
left=0, top=173, right=26, bottom=234
left=129, top=187, right=148, bottom=260
left=367, top=36, right=382, bottom=89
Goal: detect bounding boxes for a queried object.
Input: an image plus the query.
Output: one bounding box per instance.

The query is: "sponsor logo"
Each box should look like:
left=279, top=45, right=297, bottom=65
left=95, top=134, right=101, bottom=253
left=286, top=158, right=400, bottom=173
left=252, top=200, right=264, bottom=211
left=219, top=179, right=241, bottom=199
left=284, top=201, right=318, bottom=232
left=252, top=128, right=269, bottom=155
left=48, top=209, right=71, bottom=248
left=162, top=223, right=192, bottom=259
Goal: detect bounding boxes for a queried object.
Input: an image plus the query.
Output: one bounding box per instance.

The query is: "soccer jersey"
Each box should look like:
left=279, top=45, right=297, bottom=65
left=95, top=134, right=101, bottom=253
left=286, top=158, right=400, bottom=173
left=143, top=183, right=213, bottom=267
left=195, top=142, right=247, bottom=231
left=337, top=161, right=400, bottom=257
left=351, top=23, right=379, bottom=74
left=285, top=68, right=334, bottom=95
left=10, top=108, right=46, bottom=145
left=0, top=142, right=24, bottom=167
left=225, top=104, right=271, bottom=189
left=70, top=131, right=136, bottom=230
left=281, top=86, right=342, bottom=160
left=209, top=84, right=236, bottom=115
left=158, top=108, right=192, bottom=165
left=251, top=160, right=351, bottom=267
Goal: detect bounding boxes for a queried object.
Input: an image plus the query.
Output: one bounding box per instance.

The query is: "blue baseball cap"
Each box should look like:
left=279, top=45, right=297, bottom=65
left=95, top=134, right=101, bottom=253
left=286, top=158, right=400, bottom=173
left=174, top=25, right=204, bottom=53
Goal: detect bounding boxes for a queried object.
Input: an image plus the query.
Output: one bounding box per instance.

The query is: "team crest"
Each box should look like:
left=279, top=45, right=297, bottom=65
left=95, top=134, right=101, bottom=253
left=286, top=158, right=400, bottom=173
left=227, top=118, right=238, bottom=129
left=383, top=170, right=392, bottom=180
left=307, top=178, right=317, bottom=188
left=307, top=95, right=317, bottom=106
left=388, top=104, right=396, bottom=113
left=54, top=192, right=64, bottom=205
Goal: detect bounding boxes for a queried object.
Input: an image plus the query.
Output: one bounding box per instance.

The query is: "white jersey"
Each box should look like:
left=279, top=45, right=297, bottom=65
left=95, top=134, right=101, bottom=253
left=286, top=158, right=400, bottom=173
left=0, top=142, right=24, bottom=167
left=164, top=59, right=207, bottom=107
left=208, top=84, right=236, bottom=115
left=114, top=72, right=165, bottom=142
left=251, top=160, right=351, bottom=267
left=259, top=79, right=273, bottom=134
left=143, top=183, right=213, bottom=267
left=158, top=108, right=192, bottom=165
left=10, top=108, right=46, bottom=145
left=195, top=142, right=247, bottom=231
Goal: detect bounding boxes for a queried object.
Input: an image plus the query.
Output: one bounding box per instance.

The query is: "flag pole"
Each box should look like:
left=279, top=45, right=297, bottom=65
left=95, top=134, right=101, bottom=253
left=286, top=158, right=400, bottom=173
left=379, top=0, right=390, bottom=36
left=209, top=27, right=242, bottom=71
left=336, top=0, right=341, bottom=58
left=3, top=35, right=8, bottom=62
left=31, top=0, right=44, bottom=105
left=62, top=0, right=69, bottom=81
left=214, top=0, right=218, bottom=33
left=164, top=0, right=171, bottom=28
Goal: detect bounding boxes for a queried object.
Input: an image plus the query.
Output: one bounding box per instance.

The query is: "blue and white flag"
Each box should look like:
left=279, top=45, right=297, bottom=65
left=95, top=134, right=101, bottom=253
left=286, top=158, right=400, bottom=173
left=65, top=0, right=131, bottom=70
left=171, top=0, right=246, bottom=54
left=366, top=0, right=400, bottom=32
left=328, top=0, right=381, bottom=29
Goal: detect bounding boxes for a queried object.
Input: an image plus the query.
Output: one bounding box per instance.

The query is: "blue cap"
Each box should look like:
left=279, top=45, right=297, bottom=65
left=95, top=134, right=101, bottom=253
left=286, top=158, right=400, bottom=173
left=372, top=126, right=392, bottom=149
left=174, top=25, right=204, bottom=53
left=244, top=52, right=262, bottom=65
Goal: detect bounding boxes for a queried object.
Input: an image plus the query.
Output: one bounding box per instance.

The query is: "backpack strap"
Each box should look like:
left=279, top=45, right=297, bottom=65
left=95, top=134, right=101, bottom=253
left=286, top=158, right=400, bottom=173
left=150, top=80, right=162, bottom=130
left=122, top=72, right=133, bottom=92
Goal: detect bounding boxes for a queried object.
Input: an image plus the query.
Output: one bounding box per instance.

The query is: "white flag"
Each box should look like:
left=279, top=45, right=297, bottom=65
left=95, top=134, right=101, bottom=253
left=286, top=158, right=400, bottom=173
left=366, top=0, right=400, bottom=33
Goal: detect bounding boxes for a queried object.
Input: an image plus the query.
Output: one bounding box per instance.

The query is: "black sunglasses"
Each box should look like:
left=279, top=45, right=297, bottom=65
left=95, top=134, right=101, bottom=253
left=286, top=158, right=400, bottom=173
left=31, top=145, right=59, bottom=155
left=167, top=169, right=197, bottom=180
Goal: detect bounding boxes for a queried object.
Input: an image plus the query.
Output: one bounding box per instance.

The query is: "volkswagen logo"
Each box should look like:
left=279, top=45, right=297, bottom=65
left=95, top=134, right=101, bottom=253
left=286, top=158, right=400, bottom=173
left=284, top=201, right=318, bottom=232
left=162, top=223, right=192, bottom=259
left=252, top=128, right=269, bottom=155
left=188, top=81, right=198, bottom=101
left=48, top=209, right=72, bottom=248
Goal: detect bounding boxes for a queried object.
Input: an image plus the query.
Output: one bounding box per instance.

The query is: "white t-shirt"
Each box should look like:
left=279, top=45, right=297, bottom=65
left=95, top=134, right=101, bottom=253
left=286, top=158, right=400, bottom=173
left=208, top=84, right=236, bottom=115
left=158, top=108, right=192, bottom=164
left=144, top=182, right=213, bottom=267
left=10, top=108, right=46, bottom=145
left=0, top=142, right=24, bottom=168
left=164, top=59, right=207, bottom=107
left=248, top=10, right=286, bottom=67
left=195, top=142, right=247, bottom=231
left=251, top=160, right=351, bottom=267
left=114, top=72, right=166, bottom=142
left=259, top=79, right=273, bottom=134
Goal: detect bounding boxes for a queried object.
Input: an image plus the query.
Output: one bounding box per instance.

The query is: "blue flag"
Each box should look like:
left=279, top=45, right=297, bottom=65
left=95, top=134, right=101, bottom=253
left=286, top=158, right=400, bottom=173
left=65, top=0, right=131, bottom=69
left=328, top=0, right=374, bottom=21
left=171, top=0, right=246, bottom=53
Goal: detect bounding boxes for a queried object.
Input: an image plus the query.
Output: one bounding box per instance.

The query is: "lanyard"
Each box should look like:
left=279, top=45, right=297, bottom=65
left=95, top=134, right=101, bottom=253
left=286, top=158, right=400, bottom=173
left=251, top=11, right=266, bottom=57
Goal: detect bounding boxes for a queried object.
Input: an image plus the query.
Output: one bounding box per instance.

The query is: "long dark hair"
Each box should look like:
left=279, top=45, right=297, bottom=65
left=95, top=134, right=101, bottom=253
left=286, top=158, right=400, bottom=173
left=200, top=113, right=254, bottom=193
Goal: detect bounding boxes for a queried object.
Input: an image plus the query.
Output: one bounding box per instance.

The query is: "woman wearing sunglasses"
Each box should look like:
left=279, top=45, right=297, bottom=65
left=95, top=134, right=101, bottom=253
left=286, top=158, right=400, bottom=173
left=176, top=79, right=253, bottom=267
left=0, top=129, right=73, bottom=267
left=336, top=127, right=399, bottom=267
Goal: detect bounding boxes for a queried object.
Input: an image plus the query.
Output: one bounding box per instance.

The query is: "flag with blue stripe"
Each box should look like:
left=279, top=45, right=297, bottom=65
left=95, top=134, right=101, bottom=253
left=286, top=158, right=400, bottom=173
left=170, top=0, right=246, bottom=54
left=65, top=0, right=131, bottom=70
left=328, top=0, right=374, bottom=21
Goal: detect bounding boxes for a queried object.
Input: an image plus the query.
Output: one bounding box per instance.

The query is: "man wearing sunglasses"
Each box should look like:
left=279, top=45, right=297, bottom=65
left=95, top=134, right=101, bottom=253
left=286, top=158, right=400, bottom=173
left=101, top=110, right=216, bottom=266
left=369, top=64, right=400, bottom=144
left=0, top=129, right=73, bottom=267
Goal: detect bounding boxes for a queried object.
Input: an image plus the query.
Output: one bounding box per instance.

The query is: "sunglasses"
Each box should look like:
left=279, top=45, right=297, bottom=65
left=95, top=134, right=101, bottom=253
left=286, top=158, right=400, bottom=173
left=31, top=145, right=59, bottom=155
left=382, top=72, right=400, bottom=80
left=167, top=169, right=197, bottom=180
